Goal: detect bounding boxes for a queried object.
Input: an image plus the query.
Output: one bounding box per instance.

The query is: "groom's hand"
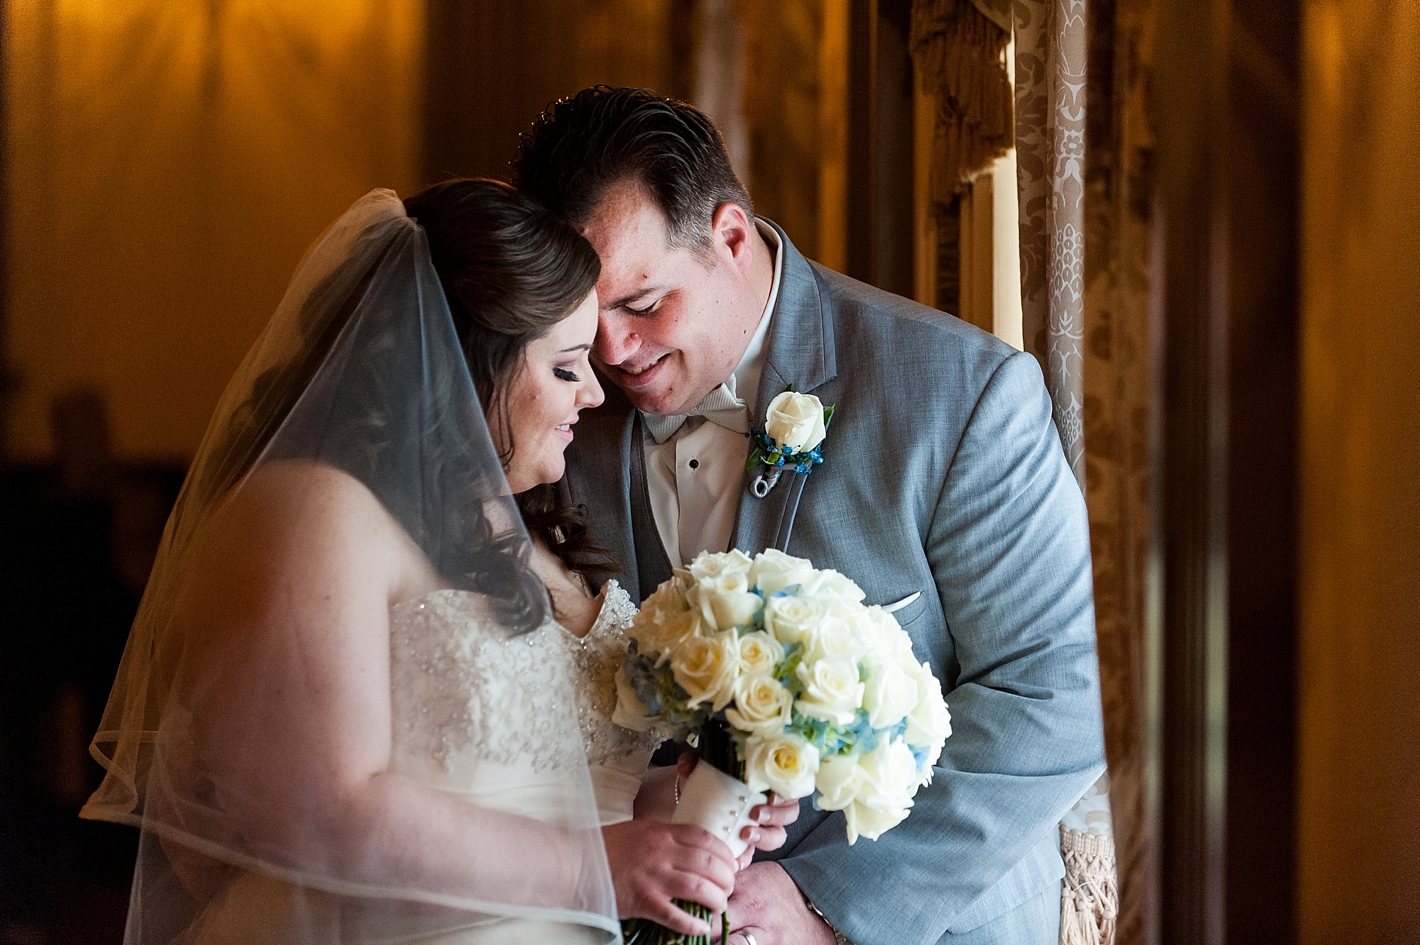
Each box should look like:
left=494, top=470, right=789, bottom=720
left=716, top=861, right=835, bottom=945
left=735, top=793, right=800, bottom=869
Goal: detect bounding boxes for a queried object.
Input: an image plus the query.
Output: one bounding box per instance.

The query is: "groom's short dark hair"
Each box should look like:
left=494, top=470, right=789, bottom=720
left=511, top=86, right=752, bottom=252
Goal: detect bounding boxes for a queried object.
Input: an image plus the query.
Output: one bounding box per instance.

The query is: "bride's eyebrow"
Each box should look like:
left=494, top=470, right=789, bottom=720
left=559, top=343, right=593, bottom=354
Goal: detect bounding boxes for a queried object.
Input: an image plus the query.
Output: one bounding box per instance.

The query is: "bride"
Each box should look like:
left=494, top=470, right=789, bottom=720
left=80, top=180, right=794, bottom=944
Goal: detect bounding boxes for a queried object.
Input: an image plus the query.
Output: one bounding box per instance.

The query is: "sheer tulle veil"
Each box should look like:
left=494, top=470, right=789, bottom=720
left=81, top=189, right=620, bottom=943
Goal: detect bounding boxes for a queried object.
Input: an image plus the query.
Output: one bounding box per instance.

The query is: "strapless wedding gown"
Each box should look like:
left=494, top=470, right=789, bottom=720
left=390, top=578, right=657, bottom=829
left=181, top=580, right=656, bottom=945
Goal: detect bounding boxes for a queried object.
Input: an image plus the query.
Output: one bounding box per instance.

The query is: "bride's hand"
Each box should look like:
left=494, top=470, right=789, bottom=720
left=675, top=753, right=802, bottom=871
left=602, top=819, right=737, bottom=937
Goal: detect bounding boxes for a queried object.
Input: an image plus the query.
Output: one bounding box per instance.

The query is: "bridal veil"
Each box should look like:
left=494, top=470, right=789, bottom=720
left=80, top=189, right=620, bottom=944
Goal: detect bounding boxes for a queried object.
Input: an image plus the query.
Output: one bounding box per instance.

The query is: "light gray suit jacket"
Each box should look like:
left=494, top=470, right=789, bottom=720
left=561, top=222, right=1105, bottom=944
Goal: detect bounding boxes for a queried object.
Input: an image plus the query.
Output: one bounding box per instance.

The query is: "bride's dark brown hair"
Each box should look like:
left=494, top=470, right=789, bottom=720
left=405, top=178, right=617, bottom=581
left=204, top=181, right=615, bottom=633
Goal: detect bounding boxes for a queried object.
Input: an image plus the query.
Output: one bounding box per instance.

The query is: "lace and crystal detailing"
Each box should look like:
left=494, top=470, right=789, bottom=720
left=563, top=580, right=659, bottom=769
left=391, top=591, right=585, bottom=778
left=390, top=578, right=659, bottom=824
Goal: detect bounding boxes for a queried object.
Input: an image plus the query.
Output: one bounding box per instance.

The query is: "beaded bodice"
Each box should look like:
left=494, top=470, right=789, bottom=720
left=559, top=580, right=660, bottom=767
left=388, top=580, right=659, bottom=786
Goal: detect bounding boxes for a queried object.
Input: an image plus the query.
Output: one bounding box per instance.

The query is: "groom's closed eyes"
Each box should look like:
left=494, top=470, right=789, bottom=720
left=606, top=287, right=671, bottom=316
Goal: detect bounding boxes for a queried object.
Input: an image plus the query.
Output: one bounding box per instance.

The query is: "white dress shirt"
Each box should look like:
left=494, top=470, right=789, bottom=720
left=644, top=223, right=783, bottom=568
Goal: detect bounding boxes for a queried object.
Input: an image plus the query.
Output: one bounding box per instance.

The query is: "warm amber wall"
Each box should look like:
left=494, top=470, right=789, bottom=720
left=4, top=0, right=422, bottom=461
left=1298, top=3, right=1420, bottom=940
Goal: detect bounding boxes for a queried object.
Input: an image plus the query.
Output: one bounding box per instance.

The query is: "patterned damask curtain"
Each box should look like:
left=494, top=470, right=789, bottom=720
left=1075, top=0, right=1153, bottom=940
left=1015, top=0, right=1088, bottom=480
left=1015, top=6, right=1122, bottom=944
left=912, top=2, right=1142, bottom=940
left=1015, top=0, right=1155, bottom=942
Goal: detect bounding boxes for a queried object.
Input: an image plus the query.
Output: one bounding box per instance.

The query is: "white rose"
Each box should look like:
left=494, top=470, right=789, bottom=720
left=611, top=664, right=659, bottom=733
left=903, top=659, right=952, bottom=748
left=915, top=751, right=938, bottom=789
left=795, top=655, right=865, bottom=726
left=693, top=569, right=764, bottom=631
left=763, top=593, right=825, bottom=645
left=737, top=631, right=785, bottom=676
left=765, top=390, right=828, bottom=454
left=749, top=549, right=816, bottom=594
left=724, top=674, right=794, bottom=735
left=798, top=568, right=867, bottom=604
left=687, top=549, right=753, bottom=583
left=860, top=739, right=919, bottom=795
left=861, top=654, right=920, bottom=730
left=855, top=606, right=908, bottom=654
left=813, top=752, right=864, bottom=811
left=672, top=630, right=741, bottom=711
left=641, top=579, right=690, bottom=618
left=842, top=740, right=918, bottom=843
left=804, top=613, right=868, bottom=664
left=844, top=795, right=912, bottom=844
left=634, top=608, right=702, bottom=665
left=744, top=731, right=820, bottom=798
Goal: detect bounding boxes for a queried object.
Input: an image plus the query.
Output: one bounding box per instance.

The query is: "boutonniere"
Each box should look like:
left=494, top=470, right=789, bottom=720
left=746, top=388, right=835, bottom=497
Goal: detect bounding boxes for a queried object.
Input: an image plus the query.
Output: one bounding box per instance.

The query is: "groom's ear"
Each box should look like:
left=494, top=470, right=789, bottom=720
left=709, top=201, right=757, bottom=274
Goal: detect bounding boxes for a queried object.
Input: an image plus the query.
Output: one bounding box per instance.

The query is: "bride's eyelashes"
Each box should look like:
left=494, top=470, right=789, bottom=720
left=553, top=367, right=581, bottom=382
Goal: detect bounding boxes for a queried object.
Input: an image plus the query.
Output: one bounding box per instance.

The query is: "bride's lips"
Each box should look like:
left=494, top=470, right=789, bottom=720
left=610, top=353, right=669, bottom=389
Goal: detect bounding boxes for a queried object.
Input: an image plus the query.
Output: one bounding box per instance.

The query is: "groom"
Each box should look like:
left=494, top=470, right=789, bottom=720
left=513, top=87, right=1104, bottom=945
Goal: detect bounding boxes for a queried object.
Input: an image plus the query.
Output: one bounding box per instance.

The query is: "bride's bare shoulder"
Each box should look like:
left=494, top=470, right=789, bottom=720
left=190, top=460, right=423, bottom=593
left=237, top=457, right=378, bottom=505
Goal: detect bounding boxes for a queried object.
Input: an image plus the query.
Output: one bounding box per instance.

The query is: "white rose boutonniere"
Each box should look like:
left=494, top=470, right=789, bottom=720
left=747, top=387, right=835, bottom=496
left=765, top=390, right=828, bottom=453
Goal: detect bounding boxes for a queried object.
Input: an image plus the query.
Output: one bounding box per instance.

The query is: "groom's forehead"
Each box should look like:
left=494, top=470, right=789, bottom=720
left=583, top=190, right=685, bottom=296
left=581, top=180, right=672, bottom=250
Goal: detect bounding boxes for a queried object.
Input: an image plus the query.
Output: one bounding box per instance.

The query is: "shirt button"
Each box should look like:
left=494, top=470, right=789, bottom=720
left=689, top=459, right=700, bottom=469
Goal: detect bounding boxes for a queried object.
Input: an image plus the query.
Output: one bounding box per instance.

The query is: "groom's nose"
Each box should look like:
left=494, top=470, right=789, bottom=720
left=594, top=312, right=638, bottom=366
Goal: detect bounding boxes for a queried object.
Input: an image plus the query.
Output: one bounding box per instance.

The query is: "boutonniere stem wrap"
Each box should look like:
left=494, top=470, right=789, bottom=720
left=747, top=390, right=835, bottom=498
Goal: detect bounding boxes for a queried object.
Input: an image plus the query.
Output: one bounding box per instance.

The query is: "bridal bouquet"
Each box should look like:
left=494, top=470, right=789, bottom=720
left=614, top=550, right=951, bottom=943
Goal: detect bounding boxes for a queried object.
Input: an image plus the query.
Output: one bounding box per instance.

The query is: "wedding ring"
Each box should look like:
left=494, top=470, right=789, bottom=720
left=740, top=933, right=759, bottom=945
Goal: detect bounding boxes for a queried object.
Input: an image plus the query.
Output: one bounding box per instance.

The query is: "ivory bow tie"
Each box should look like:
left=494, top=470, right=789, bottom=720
left=642, top=384, right=751, bottom=444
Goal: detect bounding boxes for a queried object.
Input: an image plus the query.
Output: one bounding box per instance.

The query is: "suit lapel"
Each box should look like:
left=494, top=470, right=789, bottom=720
left=732, top=222, right=838, bottom=556
left=626, top=413, right=676, bottom=598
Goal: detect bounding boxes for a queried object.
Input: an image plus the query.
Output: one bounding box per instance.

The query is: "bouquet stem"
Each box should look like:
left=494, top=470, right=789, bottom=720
left=621, top=903, right=725, bottom=945
left=621, top=722, right=752, bottom=945
left=698, top=718, right=741, bottom=779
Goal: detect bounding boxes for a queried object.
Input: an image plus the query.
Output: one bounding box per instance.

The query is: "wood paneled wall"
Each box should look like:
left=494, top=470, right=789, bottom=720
left=1297, top=3, right=1420, bottom=939
left=3, top=0, right=424, bottom=461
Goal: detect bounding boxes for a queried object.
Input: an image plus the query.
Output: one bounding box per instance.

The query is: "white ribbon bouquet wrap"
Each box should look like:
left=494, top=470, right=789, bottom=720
left=614, top=550, right=952, bottom=943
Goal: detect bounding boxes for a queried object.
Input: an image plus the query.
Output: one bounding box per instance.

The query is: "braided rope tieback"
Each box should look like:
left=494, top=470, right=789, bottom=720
left=1060, top=825, right=1119, bottom=945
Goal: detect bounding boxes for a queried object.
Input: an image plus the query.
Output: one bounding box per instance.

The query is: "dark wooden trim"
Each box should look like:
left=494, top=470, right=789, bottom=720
left=1224, top=2, right=1301, bottom=942
left=845, top=0, right=915, bottom=297
left=845, top=0, right=875, bottom=284
left=1153, top=0, right=1233, bottom=941
left=0, top=0, right=13, bottom=460
left=1152, top=1, right=1303, bottom=942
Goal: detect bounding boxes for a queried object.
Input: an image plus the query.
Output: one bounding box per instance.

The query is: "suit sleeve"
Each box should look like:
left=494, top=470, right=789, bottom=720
left=777, top=351, right=1106, bottom=945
